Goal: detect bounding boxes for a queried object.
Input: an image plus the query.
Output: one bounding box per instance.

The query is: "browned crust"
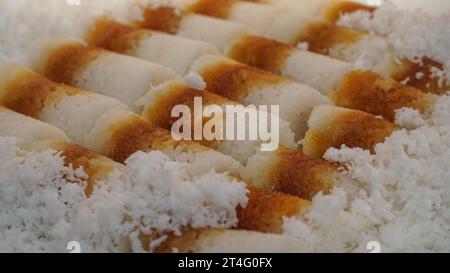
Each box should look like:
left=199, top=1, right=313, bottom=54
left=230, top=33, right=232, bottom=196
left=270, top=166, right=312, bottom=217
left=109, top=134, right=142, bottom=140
left=228, top=35, right=295, bottom=74
left=0, top=70, right=80, bottom=118
left=271, top=147, right=337, bottom=200
left=236, top=188, right=309, bottom=233
left=54, top=142, right=118, bottom=196
left=143, top=83, right=231, bottom=129
left=108, top=115, right=172, bottom=162
left=40, top=43, right=102, bottom=85
left=142, top=83, right=233, bottom=149
left=108, top=115, right=206, bottom=163
left=188, top=0, right=238, bottom=19
left=333, top=70, right=437, bottom=121
left=304, top=109, right=399, bottom=158
left=322, top=1, right=376, bottom=23
left=88, top=18, right=151, bottom=54
left=296, top=22, right=364, bottom=55
left=199, top=61, right=286, bottom=100
left=144, top=84, right=235, bottom=129
left=391, top=58, right=450, bottom=95
left=139, top=6, right=183, bottom=34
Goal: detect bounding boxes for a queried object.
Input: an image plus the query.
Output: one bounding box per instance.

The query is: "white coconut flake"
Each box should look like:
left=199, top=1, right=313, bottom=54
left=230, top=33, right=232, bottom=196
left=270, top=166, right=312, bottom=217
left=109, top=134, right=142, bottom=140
left=394, top=108, right=426, bottom=130
left=283, top=95, right=450, bottom=252
left=338, top=33, right=396, bottom=72
left=0, top=138, right=248, bottom=252
left=124, top=151, right=248, bottom=236
left=337, top=1, right=450, bottom=85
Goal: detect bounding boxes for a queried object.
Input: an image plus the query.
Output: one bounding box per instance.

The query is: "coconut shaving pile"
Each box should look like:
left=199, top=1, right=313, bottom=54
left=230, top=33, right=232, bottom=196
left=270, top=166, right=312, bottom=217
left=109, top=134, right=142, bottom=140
left=338, top=1, right=450, bottom=86
left=0, top=138, right=247, bottom=252
left=283, top=96, right=450, bottom=252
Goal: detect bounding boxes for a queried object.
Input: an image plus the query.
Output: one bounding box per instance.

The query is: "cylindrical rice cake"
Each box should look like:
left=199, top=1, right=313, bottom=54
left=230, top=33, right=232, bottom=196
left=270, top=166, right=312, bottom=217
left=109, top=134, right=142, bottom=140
left=178, top=0, right=309, bottom=44
left=139, top=5, right=251, bottom=53
left=226, top=34, right=354, bottom=92
left=88, top=18, right=221, bottom=75
left=0, top=107, right=123, bottom=196
left=242, top=146, right=343, bottom=200
left=136, top=80, right=297, bottom=163
left=0, top=106, right=70, bottom=147
left=189, top=54, right=333, bottom=139
left=31, top=37, right=179, bottom=112
left=331, top=70, right=438, bottom=121
left=0, top=63, right=131, bottom=145
left=303, top=105, right=399, bottom=158
left=85, top=108, right=241, bottom=176
left=236, top=188, right=310, bottom=233
left=187, top=0, right=277, bottom=36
